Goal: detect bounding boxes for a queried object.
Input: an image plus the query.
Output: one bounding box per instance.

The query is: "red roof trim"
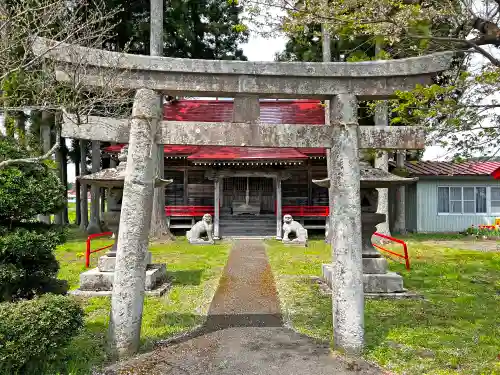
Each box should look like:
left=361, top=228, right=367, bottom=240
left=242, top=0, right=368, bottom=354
left=104, top=144, right=199, bottom=155
left=187, top=146, right=309, bottom=160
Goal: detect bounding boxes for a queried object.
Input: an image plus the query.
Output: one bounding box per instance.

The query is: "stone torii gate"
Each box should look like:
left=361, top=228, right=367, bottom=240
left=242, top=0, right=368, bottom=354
left=33, top=37, right=453, bottom=358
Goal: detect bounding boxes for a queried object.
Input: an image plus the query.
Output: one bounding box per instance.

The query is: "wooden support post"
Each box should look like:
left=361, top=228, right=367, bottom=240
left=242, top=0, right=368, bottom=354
left=307, top=159, right=313, bottom=205
left=183, top=168, right=189, bottom=205
left=214, top=178, right=220, bottom=239
left=276, top=177, right=282, bottom=240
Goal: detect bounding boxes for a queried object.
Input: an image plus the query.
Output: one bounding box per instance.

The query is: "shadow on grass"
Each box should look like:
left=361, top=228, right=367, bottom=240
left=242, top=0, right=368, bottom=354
left=168, top=269, right=204, bottom=286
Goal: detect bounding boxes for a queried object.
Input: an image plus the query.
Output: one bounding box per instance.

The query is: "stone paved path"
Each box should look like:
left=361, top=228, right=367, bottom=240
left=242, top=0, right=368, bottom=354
left=103, top=240, right=384, bottom=375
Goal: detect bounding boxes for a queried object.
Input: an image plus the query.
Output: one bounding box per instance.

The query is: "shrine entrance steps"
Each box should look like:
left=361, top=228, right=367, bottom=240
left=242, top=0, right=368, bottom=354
left=103, top=240, right=384, bottom=375
left=219, top=215, right=276, bottom=238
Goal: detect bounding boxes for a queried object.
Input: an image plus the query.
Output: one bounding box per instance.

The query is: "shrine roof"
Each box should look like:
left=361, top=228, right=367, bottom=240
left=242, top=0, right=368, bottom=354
left=389, top=161, right=500, bottom=176
left=103, top=100, right=327, bottom=160
left=163, top=99, right=326, bottom=124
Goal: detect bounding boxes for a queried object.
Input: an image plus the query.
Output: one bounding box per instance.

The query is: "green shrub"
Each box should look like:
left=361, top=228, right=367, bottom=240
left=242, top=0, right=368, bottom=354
left=0, top=225, right=67, bottom=301
left=0, top=163, right=65, bottom=222
left=0, top=294, right=84, bottom=375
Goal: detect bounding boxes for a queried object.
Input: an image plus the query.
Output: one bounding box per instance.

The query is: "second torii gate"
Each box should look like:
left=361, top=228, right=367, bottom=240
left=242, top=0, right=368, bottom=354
left=33, top=37, right=453, bottom=358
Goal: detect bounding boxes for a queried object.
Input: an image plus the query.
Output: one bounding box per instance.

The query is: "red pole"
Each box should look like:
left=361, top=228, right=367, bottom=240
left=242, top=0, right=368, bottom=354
left=402, top=242, right=410, bottom=270
left=373, top=232, right=410, bottom=270
left=85, top=237, right=91, bottom=268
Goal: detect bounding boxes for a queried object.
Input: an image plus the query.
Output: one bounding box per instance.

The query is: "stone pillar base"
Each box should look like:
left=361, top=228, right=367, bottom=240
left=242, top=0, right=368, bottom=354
left=79, top=264, right=167, bottom=293
left=98, top=252, right=152, bottom=272
left=76, top=252, right=167, bottom=295
left=363, top=257, right=388, bottom=274
left=322, top=264, right=406, bottom=294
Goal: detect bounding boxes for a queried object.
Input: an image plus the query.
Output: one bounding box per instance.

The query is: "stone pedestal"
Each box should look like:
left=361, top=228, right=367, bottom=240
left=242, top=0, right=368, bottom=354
left=74, top=149, right=171, bottom=299
left=321, top=211, right=406, bottom=296
left=361, top=212, right=405, bottom=294
left=72, top=251, right=169, bottom=296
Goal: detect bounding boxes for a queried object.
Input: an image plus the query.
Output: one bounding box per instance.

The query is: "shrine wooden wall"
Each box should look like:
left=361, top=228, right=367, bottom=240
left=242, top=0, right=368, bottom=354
left=163, top=159, right=328, bottom=208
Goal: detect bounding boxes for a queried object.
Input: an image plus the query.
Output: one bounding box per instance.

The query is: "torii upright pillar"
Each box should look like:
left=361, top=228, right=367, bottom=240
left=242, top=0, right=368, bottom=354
left=328, top=94, right=364, bottom=353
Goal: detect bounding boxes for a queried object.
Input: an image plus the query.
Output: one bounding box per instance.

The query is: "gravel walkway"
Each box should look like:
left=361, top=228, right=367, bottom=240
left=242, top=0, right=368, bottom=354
left=103, top=240, right=385, bottom=375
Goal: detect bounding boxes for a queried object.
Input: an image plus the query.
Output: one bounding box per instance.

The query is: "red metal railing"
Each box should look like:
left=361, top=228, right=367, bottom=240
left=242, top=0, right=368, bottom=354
left=372, top=232, right=410, bottom=270
left=85, top=232, right=113, bottom=268
left=279, top=205, right=329, bottom=217
left=165, top=205, right=214, bottom=217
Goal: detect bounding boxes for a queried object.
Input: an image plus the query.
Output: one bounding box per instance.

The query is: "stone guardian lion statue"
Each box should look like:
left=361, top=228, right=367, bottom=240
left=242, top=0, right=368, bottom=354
left=282, top=214, right=308, bottom=246
left=186, top=214, right=215, bottom=244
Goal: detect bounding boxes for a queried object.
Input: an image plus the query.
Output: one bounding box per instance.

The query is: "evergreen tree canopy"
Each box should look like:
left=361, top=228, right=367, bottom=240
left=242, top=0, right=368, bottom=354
left=101, top=0, right=248, bottom=60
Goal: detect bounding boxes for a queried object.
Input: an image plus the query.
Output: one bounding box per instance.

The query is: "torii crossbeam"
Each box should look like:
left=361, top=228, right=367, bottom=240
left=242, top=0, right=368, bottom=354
left=33, top=36, right=453, bottom=358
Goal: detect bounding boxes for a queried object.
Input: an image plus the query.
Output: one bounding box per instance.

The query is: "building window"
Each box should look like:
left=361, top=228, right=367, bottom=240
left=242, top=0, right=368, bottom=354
left=438, top=186, right=487, bottom=214
left=491, top=187, right=500, bottom=213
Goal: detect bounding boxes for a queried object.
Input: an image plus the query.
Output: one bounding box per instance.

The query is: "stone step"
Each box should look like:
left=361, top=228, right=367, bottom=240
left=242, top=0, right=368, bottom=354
left=220, top=223, right=275, bottom=229
left=221, top=228, right=276, bottom=233
left=221, top=230, right=276, bottom=236
left=221, top=225, right=275, bottom=229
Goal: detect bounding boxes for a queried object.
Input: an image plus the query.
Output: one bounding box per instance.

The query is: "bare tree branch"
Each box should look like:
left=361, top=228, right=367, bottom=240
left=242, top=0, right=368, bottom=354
left=0, top=127, right=60, bottom=169
left=0, top=0, right=134, bottom=166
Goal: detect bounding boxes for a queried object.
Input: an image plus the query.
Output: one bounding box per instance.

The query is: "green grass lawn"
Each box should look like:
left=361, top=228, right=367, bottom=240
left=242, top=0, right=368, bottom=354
left=55, top=228, right=230, bottom=374
left=265, top=238, right=500, bottom=375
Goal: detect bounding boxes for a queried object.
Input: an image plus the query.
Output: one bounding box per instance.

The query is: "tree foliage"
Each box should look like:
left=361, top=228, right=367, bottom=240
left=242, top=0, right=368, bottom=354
left=240, top=0, right=500, bottom=159
left=0, top=137, right=67, bottom=301
left=97, top=0, right=248, bottom=59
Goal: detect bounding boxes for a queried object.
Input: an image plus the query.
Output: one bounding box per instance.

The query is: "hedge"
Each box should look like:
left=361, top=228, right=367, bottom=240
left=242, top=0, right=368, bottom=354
left=0, top=294, right=84, bottom=375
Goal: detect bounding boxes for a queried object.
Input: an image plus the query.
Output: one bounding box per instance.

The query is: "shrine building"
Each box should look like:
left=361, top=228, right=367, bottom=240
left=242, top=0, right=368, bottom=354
left=105, top=99, right=331, bottom=238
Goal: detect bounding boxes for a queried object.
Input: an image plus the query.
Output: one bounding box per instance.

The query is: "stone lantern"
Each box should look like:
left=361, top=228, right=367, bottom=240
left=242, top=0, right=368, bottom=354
left=313, top=161, right=417, bottom=296
left=73, top=146, right=172, bottom=296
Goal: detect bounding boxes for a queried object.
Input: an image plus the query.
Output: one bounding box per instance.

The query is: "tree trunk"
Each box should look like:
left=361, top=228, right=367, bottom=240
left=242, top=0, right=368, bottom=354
left=54, top=112, right=66, bottom=225
left=150, top=145, right=175, bottom=241
left=79, top=139, right=89, bottom=230
left=322, top=19, right=332, bottom=243
left=86, top=140, right=102, bottom=233
left=38, top=111, right=52, bottom=224
left=54, top=132, right=64, bottom=226
left=148, top=0, right=174, bottom=242
left=62, top=137, right=69, bottom=224
left=374, top=42, right=391, bottom=239
left=393, top=150, right=407, bottom=234
left=5, top=112, right=15, bottom=138
left=75, top=145, right=81, bottom=225
left=374, top=149, right=390, bottom=237
left=15, top=112, right=26, bottom=147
